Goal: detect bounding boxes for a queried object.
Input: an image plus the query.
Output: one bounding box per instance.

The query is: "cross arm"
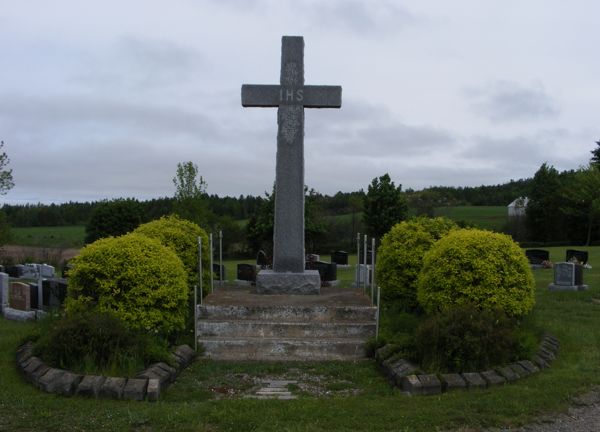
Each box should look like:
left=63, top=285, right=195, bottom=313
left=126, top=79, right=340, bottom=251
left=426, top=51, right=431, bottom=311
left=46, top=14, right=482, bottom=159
left=241, top=84, right=280, bottom=107
left=302, top=85, right=342, bottom=108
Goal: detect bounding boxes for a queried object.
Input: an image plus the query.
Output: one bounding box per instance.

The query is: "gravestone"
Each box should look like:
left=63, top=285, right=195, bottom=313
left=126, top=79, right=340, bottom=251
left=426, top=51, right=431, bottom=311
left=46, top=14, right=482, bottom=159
left=9, top=282, right=31, bottom=311
left=212, top=264, right=226, bottom=281
left=6, top=265, right=24, bottom=278
left=525, top=249, right=550, bottom=265
left=566, top=249, right=588, bottom=265
left=0, top=272, right=8, bottom=312
left=331, top=251, right=349, bottom=266
left=237, top=264, right=256, bottom=282
left=548, top=262, right=588, bottom=291
left=256, top=250, right=270, bottom=269
left=242, top=36, right=341, bottom=294
left=42, top=279, right=68, bottom=308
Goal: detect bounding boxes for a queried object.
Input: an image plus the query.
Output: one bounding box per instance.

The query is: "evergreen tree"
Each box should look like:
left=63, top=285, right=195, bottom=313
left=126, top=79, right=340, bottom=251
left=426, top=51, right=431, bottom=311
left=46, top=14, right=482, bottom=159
left=0, top=141, right=14, bottom=195
left=84, top=198, right=142, bottom=243
left=363, top=173, right=408, bottom=239
left=591, top=140, right=600, bottom=167
left=525, top=163, right=563, bottom=242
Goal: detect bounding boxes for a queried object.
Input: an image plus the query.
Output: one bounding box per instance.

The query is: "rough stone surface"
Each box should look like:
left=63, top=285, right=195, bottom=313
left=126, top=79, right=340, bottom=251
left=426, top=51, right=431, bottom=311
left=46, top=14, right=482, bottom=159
left=388, top=359, right=417, bottom=386
left=401, top=375, right=422, bottom=395
left=481, top=370, right=507, bottom=386
left=461, top=373, right=487, bottom=389
left=123, top=378, right=148, bottom=401
left=538, top=348, right=556, bottom=362
left=77, top=375, right=106, bottom=398
left=174, top=345, right=195, bottom=368
left=417, top=374, right=442, bottom=395
left=38, top=368, right=66, bottom=393
left=375, top=344, right=399, bottom=363
left=440, top=373, right=467, bottom=391
left=533, top=355, right=550, bottom=369
left=510, top=363, right=530, bottom=377
left=496, top=366, right=520, bottom=382
left=256, top=270, right=321, bottom=295
left=146, top=378, right=161, bottom=402
left=16, top=342, right=34, bottom=367
left=3, top=307, right=36, bottom=321
left=99, top=377, right=127, bottom=399
left=518, top=359, right=540, bottom=374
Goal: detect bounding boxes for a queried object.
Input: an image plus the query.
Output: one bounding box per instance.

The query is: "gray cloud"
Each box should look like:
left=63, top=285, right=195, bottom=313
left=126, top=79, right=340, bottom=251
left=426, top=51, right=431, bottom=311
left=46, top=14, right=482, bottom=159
left=465, top=80, right=559, bottom=122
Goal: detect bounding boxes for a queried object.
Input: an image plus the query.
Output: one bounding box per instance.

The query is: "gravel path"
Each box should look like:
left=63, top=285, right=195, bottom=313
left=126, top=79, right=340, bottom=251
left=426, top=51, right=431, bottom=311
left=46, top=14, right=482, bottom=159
left=486, top=390, right=600, bottom=432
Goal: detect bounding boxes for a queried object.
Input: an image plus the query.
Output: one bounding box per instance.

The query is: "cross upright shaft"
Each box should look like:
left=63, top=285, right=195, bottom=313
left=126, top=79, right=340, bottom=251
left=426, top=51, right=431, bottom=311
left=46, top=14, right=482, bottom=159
left=242, top=36, right=342, bottom=274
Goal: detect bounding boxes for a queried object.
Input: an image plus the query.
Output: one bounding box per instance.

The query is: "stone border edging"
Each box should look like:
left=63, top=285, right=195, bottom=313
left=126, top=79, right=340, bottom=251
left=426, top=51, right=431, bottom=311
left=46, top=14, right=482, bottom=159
left=376, top=334, right=559, bottom=395
left=15, top=342, right=196, bottom=401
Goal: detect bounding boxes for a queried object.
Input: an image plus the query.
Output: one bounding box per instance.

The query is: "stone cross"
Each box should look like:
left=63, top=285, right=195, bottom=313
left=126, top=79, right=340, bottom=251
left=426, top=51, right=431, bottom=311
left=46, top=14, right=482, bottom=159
left=242, top=36, right=342, bottom=280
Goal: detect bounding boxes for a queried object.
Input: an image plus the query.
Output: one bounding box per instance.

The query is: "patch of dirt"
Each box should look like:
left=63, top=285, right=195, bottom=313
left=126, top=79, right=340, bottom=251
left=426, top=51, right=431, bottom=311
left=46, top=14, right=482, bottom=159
left=0, top=245, right=80, bottom=266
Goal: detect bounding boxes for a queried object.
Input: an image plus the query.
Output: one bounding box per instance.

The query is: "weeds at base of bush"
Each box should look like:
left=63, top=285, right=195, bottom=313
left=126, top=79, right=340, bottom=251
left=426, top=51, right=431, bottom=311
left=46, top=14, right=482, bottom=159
left=32, top=311, right=172, bottom=377
left=415, top=304, right=538, bottom=373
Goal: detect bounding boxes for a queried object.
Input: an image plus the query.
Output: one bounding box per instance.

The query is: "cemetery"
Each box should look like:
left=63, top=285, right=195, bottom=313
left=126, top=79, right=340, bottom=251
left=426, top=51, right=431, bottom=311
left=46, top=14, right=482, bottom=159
left=1, top=35, right=599, bottom=432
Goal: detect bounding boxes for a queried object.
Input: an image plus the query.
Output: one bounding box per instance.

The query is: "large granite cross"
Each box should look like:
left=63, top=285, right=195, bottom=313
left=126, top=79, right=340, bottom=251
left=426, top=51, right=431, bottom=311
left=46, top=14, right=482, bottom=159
left=242, top=36, right=342, bottom=294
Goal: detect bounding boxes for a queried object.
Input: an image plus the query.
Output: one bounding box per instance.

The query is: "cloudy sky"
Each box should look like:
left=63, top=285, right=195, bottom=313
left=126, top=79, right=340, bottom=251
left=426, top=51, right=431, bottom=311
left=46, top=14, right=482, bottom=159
left=1, top=1, right=598, bottom=204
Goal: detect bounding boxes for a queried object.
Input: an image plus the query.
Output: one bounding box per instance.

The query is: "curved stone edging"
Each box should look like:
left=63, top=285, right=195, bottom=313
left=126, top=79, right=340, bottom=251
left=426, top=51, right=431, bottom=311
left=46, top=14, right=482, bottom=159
left=15, top=342, right=196, bottom=401
left=376, top=334, right=559, bottom=395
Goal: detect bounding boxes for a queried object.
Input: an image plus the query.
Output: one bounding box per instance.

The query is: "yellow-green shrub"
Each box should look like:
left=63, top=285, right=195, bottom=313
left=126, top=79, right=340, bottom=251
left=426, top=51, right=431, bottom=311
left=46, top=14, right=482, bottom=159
left=377, top=217, right=458, bottom=310
left=65, top=233, right=188, bottom=335
left=133, top=215, right=210, bottom=293
left=416, top=229, right=535, bottom=317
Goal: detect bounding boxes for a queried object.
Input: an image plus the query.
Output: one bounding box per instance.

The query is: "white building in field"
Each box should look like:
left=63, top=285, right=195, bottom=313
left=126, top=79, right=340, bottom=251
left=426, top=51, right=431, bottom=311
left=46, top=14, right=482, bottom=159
left=507, top=197, right=529, bottom=217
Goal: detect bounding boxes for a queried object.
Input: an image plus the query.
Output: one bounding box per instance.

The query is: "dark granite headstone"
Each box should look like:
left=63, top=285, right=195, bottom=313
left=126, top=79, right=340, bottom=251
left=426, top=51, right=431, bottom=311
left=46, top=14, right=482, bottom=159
left=9, top=282, right=30, bottom=311
left=256, top=250, right=270, bottom=269
left=212, top=264, right=226, bottom=281
left=331, top=251, right=349, bottom=265
left=566, top=249, right=588, bottom=265
left=305, top=261, right=337, bottom=282
left=7, top=265, right=25, bottom=278
left=525, top=249, right=550, bottom=265
left=359, top=249, right=373, bottom=265
left=237, top=264, right=256, bottom=282
left=42, top=279, right=68, bottom=308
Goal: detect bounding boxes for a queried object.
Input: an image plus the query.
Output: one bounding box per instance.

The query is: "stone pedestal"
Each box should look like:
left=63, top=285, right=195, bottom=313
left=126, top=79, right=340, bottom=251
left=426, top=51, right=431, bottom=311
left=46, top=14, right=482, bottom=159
left=548, top=283, right=588, bottom=291
left=256, top=270, right=320, bottom=295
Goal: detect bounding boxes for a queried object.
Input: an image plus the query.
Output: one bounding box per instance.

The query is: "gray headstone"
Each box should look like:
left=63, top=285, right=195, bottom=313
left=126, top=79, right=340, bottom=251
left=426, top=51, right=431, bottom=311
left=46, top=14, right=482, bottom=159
left=548, top=262, right=587, bottom=291
left=242, top=36, right=341, bottom=294
left=0, top=272, right=8, bottom=312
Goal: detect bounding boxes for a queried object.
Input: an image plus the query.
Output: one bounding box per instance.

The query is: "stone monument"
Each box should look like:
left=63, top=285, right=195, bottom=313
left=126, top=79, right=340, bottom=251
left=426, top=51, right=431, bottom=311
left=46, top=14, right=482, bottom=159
left=548, top=262, right=588, bottom=291
left=241, top=36, right=342, bottom=294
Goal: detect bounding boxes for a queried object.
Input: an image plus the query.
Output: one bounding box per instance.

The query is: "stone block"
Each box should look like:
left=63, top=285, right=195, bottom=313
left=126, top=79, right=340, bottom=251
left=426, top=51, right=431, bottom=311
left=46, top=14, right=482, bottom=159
left=461, top=373, right=487, bottom=389
left=99, top=377, right=127, bottom=399
left=518, top=360, right=540, bottom=374
left=256, top=270, right=321, bottom=295
left=480, top=370, right=506, bottom=386
left=136, top=365, right=171, bottom=389
left=509, top=363, right=529, bottom=377
left=538, top=348, right=555, bottom=362
left=55, top=371, right=82, bottom=395
left=440, top=373, right=467, bottom=391
left=123, top=378, right=148, bottom=401
left=496, top=366, right=519, bottom=382
left=22, top=357, right=46, bottom=381
left=401, top=375, right=422, bottom=395
left=146, top=378, right=161, bottom=402
left=155, top=362, right=177, bottom=379
left=388, top=359, right=417, bottom=386
left=417, top=374, right=441, bottom=395
left=77, top=375, right=106, bottom=398
left=532, top=355, right=549, bottom=369
left=16, top=342, right=34, bottom=367
left=544, top=335, right=560, bottom=348
left=173, top=345, right=196, bottom=368
left=541, top=341, right=558, bottom=354
left=38, top=368, right=66, bottom=392
left=375, top=344, right=399, bottom=363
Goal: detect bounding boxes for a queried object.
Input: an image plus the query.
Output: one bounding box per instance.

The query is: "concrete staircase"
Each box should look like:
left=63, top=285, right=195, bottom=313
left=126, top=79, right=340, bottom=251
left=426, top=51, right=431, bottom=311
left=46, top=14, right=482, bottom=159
left=197, top=286, right=377, bottom=361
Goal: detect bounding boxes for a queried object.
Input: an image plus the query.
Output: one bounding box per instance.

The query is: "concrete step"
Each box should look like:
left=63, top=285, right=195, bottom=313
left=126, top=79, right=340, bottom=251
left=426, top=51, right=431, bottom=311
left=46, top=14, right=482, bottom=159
left=198, top=337, right=368, bottom=361
left=198, top=319, right=376, bottom=339
left=199, top=304, right=377, bottom=322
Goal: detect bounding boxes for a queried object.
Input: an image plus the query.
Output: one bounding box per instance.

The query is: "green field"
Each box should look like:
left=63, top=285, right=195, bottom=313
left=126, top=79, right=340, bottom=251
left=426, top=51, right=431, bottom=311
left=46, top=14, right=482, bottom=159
left=1, top=247, right=599, bottom=431
left=9, top=225, right=86, bottom=248
left=435, top=205, right=507, bottom=231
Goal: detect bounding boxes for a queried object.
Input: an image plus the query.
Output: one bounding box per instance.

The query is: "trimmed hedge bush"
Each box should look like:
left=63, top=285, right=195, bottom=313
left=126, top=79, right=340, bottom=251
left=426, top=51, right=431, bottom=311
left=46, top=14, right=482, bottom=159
left=377, top=217, right=458, bottom=310
left=65, top=233, right=188, bottom=335
left=133, top=214, right=210, bottom=292
left=417, top=229, right=535, bottom=317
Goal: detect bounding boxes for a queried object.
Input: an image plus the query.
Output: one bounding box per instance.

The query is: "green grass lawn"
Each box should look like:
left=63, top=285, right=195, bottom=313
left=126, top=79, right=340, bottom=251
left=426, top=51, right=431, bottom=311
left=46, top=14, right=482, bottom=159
left=435, top=206, right=507, bottom=231
left=1, top=247, right=599, bottom=431
left=9, top=225, right=86, bottom=248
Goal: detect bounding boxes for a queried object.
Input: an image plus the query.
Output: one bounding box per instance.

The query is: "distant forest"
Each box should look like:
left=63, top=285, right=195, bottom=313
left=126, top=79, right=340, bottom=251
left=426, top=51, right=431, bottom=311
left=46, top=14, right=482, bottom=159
left=2, top=179, right=533, bottom=228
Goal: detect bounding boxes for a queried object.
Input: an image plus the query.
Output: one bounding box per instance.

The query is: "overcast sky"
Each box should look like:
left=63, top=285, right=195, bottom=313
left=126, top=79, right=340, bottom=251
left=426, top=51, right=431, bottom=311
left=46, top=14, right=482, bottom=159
left=1, top=1, right=598, bottom=204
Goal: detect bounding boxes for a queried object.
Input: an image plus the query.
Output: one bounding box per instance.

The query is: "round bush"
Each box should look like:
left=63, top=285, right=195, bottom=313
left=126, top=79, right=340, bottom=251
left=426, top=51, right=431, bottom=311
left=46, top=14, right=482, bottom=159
left=133, top=215, right=210, bottom=291
left=65, top=233, right=188, bottom=335
left=377, top=217, right=458, bottom=310
left=416, top=229, right=535, bottom=317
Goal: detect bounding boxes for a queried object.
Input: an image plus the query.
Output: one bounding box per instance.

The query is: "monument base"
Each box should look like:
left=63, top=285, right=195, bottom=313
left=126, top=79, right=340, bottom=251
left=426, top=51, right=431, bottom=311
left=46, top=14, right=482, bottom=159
left=548, top=283, right=589, bottom=292
left=256, top=270, right=321, bottom=295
